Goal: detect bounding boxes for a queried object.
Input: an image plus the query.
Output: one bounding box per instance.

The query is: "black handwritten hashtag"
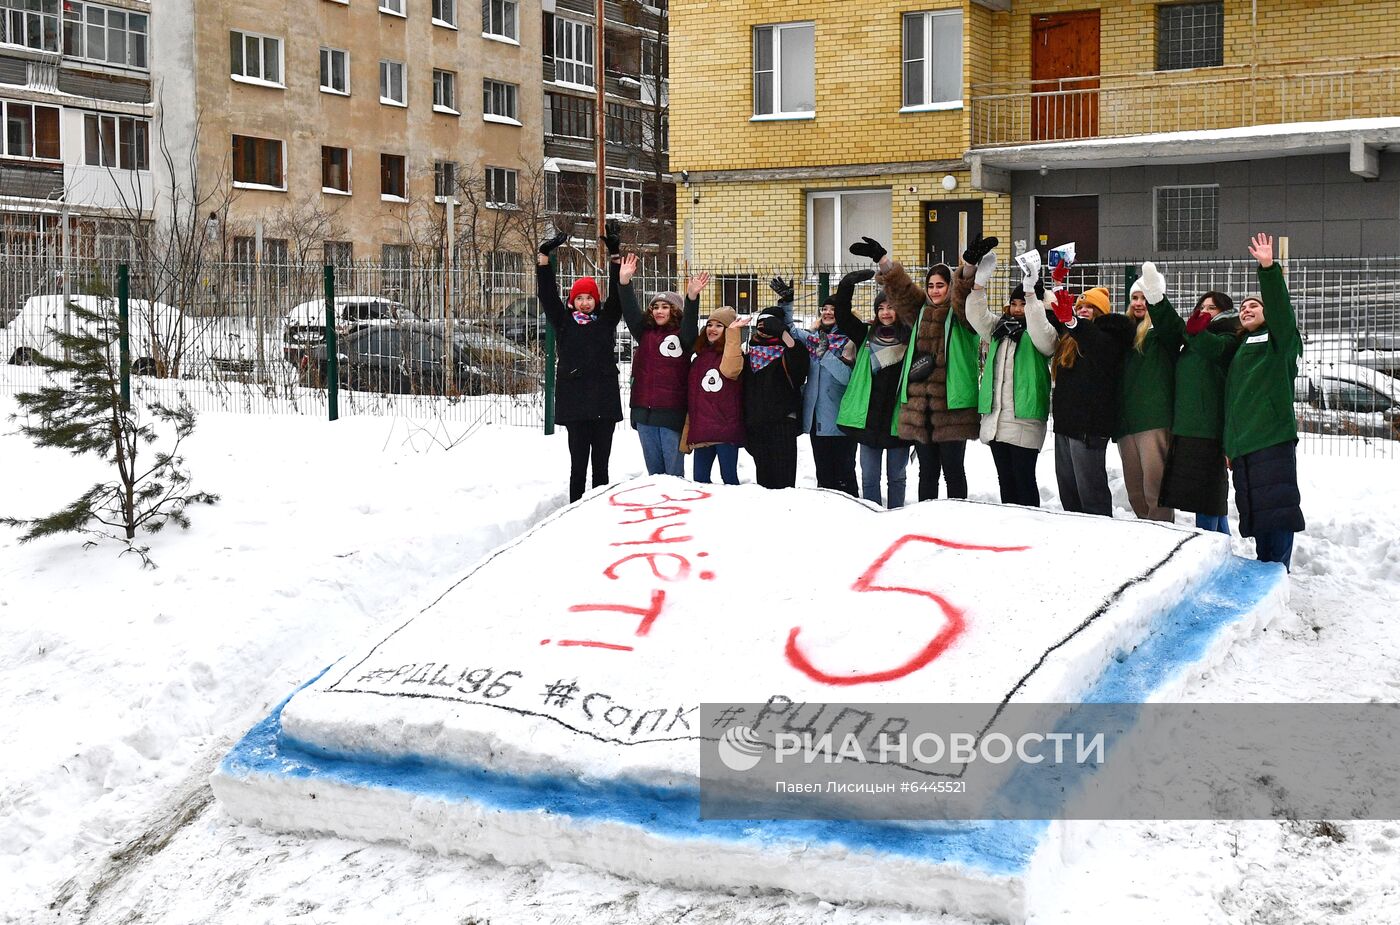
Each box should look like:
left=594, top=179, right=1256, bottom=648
left=712, top=706, right=746, bottom=728
left=541, top=679, right=581, bottom=708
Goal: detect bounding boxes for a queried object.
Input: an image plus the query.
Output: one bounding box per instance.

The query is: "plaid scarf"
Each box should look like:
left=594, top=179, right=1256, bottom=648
left=747, top=344, right=785, bottom=372
left=572, top=310, right=596, bottom=325
left=806, top=329, right=852, bottom=363
left=866, top=324, right=909, bottom=373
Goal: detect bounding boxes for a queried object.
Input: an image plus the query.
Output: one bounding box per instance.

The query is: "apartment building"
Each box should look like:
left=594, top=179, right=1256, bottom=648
left=671, top=0, right=1400, bottom=272
left=151, top=0, right=543, bottom=264
left=542, top=0, right=674, bottom=251
left=0, top=0, right=153, bottom=255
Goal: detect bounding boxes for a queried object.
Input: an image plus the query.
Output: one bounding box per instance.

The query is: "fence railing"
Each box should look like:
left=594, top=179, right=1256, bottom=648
left=2, top=252, right=1398, bottom=457
left=970, top=54, right=1400, bottom=147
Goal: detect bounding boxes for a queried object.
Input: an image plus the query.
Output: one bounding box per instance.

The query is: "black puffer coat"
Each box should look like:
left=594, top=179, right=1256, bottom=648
left=538, top=262, right=624, bottom=425
left=1231, top=441, right=1305, bottom=538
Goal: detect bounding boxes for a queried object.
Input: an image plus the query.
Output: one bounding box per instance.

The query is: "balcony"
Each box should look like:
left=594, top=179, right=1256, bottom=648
left=970, top=54, right=1400, bottom=150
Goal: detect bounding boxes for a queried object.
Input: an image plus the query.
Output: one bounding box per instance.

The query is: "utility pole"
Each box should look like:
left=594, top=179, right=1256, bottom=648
left=594, top=0, right=607, bottom=265
left=444, top=197, right=456, bottom=393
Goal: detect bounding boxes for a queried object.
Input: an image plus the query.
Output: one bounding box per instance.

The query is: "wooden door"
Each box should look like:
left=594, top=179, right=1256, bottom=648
left=1034, top=195, right=1099, bottom=291
left=923, top=200, right=984, bottom=268
left=1031, top=11, right=1100, bottom=142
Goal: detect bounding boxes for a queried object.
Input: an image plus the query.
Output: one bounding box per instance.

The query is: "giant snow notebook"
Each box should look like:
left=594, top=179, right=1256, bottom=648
left=213, top=477, right=1287, bottom=923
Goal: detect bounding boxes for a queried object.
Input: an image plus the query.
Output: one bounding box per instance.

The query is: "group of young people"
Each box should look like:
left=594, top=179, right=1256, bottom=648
left=537, top=224, right=1305, bottom=570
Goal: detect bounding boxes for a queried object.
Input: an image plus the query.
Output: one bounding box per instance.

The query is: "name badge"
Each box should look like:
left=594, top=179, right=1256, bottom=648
left=1246, top=333, right=1269, bottom=345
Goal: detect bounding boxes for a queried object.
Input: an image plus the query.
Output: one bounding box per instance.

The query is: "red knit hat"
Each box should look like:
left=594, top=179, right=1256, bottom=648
left=568, top=277, right=601, bottom=309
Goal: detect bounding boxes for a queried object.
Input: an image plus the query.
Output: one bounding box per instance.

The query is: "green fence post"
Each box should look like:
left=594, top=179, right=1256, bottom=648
left=117, top=263, right=130, bottom=410
left=1123, top=264, right=1139, bottom=312
left=324, top=264, right=338, bottom=422
left=543, top=252, right=557, bottom=435
left=818, top=271, right=830, bottom=310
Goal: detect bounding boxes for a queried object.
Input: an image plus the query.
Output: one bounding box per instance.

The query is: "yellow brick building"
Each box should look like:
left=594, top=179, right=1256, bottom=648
left=671, top=0, right=1400, bottom=273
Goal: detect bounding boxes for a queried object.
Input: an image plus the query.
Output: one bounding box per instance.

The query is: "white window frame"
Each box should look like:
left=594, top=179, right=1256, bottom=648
left=751, top=22, right=815, bottom=121
left=900, top=10, right=963, bottom=113
left=320, top=46, right=349, bottom=95
left=231, top=134, right=287, bottom=192
left=379, top=0, right=406, bottom=17
left=380, top=60, right=407, bottom=106
left=63, top=1, right=149, bottom=70
left=381, top=152, right=408, bottom=201
left=605, top=178, right=641, bottom=220
left=432, top=0, right=456, bottom=27
left=83, top=113, right=149, bottom=170
left=805, top=188, right=894, bottom=274
left=229, top=29, right=284, bottom=88
left=482, top=78, right=520, bottom=125
left=553, top=17, right=594, bottom=91
left=432, top=68, right=458, bottom=114
left=482, top=0, right=518, bottom=43
left=321, top=145, right=352, bottom=195
left=1, top=0, right=60, bottom=52
left=485, top=166, right=518, bottom=208
left=1, top=100, right=61, bottom=161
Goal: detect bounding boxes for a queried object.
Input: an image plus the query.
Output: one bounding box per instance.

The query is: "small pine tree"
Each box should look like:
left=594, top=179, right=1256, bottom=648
left=3, top=302, right=218, bottom=566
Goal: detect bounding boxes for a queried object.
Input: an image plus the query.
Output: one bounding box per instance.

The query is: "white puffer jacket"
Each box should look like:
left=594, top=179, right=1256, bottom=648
left=965, top=286, right=1058, bottom=450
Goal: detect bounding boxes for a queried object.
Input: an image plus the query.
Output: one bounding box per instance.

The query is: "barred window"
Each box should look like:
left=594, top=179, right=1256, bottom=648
left=323, top=240, right=353, bottom=266
left=1157, top=2, right=1223, bottom=71
left=1154, top=185, right=1219, bottom=252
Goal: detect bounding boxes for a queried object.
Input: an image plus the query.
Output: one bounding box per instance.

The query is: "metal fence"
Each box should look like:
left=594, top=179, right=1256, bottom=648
left=1, top=251, right=1397, bottom=457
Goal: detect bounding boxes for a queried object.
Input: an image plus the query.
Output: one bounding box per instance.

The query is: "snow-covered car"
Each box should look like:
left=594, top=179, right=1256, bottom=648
left=3, top=294, right=191, bottom=376
left=1294, top=360, right=1400, bottom=440
left=1301, top=331, right=1400, bottom=381
left=282, top=296, right=417, bottom=365
left=301, top=321, right=540, bottom=395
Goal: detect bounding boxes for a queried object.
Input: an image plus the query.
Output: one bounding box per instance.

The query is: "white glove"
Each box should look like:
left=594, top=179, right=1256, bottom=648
left=1021, top=273, right=1039, bottom=300
left=974, top=251, right=997, bottom=288
left=1138, top=261, right=1166, bottom=305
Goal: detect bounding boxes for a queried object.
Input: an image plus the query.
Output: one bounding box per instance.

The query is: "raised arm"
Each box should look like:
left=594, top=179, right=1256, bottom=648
left=963, top=249, right=1003, bottom=340
left=720, top=322, right=745, bottom=380
left=1137, top=261, right=1183, bottom=353
left=535, top=232, right=570, bottom=329
left=1254, top=252, right=1297, bottom=348
left=681, top=270, right=708, bottom=347
left=1025, top=288, right=1058, bottom=357
left=615, top=254, right=642, bottom=337
left=830, top=268, right=874, bottom=347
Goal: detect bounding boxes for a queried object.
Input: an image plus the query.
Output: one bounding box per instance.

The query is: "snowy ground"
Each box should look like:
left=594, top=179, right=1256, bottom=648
left=3, top=375, right=1399, bottom=925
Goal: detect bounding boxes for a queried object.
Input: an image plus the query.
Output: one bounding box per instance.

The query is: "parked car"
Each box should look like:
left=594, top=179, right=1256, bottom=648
left=491, top=296, right=545, bottom=344
left=301, top=321, right=540, bottom=396
left=1294, top=360, right=1400, bottom=440
left=4, top=294, right=186, bottom=376
left=1301, top=331, right=1400, bottom=381
left=283, top=296, right=417, bottom=365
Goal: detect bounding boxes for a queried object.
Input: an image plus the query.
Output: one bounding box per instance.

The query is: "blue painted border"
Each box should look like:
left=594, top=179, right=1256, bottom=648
left=219, top=555, right=1284, bottom=879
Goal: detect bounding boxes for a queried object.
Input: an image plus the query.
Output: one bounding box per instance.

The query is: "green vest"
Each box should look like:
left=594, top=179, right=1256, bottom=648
left=899, top=304, right=980, bottom=410
left=837, top=341, right=874, bottom=430
left=977, top=335, right=1051, bottom=421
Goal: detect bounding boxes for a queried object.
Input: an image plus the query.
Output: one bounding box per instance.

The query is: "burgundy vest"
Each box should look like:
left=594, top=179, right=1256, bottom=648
left=686, top=348, right=745, bottom=446
left=631, top=326, right=690, bottom=412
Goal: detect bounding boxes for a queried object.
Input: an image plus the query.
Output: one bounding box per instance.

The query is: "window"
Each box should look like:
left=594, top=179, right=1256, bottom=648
left=544, top=171, right=559, bottom=212
left=1157, top=2, right=1223, bottom=71
left=320, top=47, right=349, bottom=94
left=63, top=2, right=148, bottom=69
left=642, top=112, right=669, bottom=152
left=1, top=0, right=59, bottom=51
left=606, top=103, right=642, bottom=147
left=324, top=241, right=353, bottom=266
left=432, top=0, right=456, bottom=26
left=1325, top=380, right=1395, bottom=415
left=1154, top=185, right=1219, bottom=252
left=322, top=145, right=351, bottom=193
left=545, top=92, right=592, bottom=139
left=902, top=10, right=962, bottom=110
left=3, top=101, right=60, bottom=160
left=485, top=166, right=516, bottom=207
left=485, top=250, right=522, bottom=291
left=381, top=244, right=411, bottom=297
left=555, top=171, right=593, bottom=214
left=553, top=18, right=594, bottom=89
left=606, top=178, right=641, bottom=219
left=806, top=189, right=893, bottom=270
left=232, top=134, right=285, bottom=188
left=230, top=30, right=283, bottom=86
left=432, top=69, right=457, bottom=113
left=381, top=153, right=406, bottom=199
left=752, top=23, right=814, bottom=118
left=434, top=160, right=456, bottom=199
left=380, top=60, right=406, bottom=105
left=482, top=0, right=516, bottom=40
left=483, top=79, right=518, bottom=122
left=379, top=0, right=405, bottom=15
left=83, top=114, right=148, bottom=170
left=641, top=38, right=666, bottom=80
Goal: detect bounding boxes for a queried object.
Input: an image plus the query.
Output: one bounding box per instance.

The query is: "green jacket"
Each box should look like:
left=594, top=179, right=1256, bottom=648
left=978, top=333, right=1051, bottom=421
left=1220, top=263, right=1302, bottom=459
left=1118, top=313, right=1179, bottom=437
left=1154, top=296, right=1231, bottom=441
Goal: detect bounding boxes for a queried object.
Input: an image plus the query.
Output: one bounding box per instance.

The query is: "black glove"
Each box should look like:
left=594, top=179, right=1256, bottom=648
left=754, top=314, right=786, bottom=339
left=601, top=219, right=622, bottom=256
left=769, top=276, right=794, bottom=303
left=962, top=234, right=999, bottom=266
left=539, top=231, right=569, bottom=256
left=838, top=268, right=876, bottom=290
left=849, top=236, right=887, bottom=264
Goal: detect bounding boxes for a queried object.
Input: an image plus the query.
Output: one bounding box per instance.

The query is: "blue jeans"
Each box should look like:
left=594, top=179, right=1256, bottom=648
left=1196, top=513, right=1231, bottom=535
left=638, top=424, right=684, bottom=477
left=1254, top=529, right=1295, bottom=571
left=859, top=444, right=909, bottom=509
left=692, top=443, right=740, bottom=485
